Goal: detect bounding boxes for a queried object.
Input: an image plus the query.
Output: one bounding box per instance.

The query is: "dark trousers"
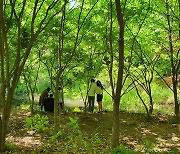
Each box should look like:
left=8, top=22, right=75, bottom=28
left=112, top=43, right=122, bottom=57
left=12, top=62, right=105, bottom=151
left=88, top=96, right=95, bottom=113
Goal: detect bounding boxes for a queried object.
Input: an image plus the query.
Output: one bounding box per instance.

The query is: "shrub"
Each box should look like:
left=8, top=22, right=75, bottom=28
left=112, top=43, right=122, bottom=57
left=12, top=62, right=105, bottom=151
left=24, top=114, right=49, bottom=132
left=50, top=130, right=63, bottom=142
left=5, top=142, right=17, bottom=152
left=111, top=145, right=137, bottom=154
left=68, top=116, right=79, bottom=130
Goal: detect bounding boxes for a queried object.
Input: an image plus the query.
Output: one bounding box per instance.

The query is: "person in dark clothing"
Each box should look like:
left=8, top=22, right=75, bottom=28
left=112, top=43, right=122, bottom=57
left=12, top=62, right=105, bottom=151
left=39, top=87, right=51, bottom=111
left=44, top=94, right=54, bottom=112
left=96, top=80, right=103, bottom=113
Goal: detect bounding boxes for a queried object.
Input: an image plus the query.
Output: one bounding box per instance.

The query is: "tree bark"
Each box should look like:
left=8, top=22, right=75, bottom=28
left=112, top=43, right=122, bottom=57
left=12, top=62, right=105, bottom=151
left=165, top=0, right=179, bottom=122
left=0, top=0, right=6, bottom=150
left=109, top=0, right=115, bottom=98
left=112, top=0, right=124, bottom=149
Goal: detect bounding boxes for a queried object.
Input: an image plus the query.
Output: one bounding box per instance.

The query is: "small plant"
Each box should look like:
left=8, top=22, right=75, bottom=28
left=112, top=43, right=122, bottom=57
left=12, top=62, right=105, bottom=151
left=143, top=139, right=157, bottom=153
left=50, top=130, right=63, bottom=142
left=5, top=142, right=17, bottom=152
left=20, top=104, right=30, bottom=110
left=68, top=116, right=79, bottom=130
left=73, top=107, right=83, bottom=112
left=168, top=116, right=177, bottom=124
left=93, top=133, right=102, bottom=144
left=24, top=114, right=49, bottom=132
left=111, top=145, right=136, bottom=154
left=169, top=147, right=180, bottom=154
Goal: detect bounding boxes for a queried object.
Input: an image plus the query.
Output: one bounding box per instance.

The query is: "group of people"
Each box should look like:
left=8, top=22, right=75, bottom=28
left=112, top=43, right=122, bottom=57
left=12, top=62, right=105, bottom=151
left=39, top=79, right=104, bottom=113
left=88, top=79, right=103, bottom=113
left=39, top=87, right=63, bottom=112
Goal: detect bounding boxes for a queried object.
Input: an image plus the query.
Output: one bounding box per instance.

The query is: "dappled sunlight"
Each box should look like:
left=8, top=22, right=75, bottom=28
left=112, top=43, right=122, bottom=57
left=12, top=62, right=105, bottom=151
left=6, top=136, right=43, bottom=148
left=11, top=109, right=31, bottom=118
left=141, top=127, right=158, bottom=136
left=120, top=135, right=139, bottom=148
left=171, top=133, right=180, bottom=142
left=119, top=119, right=180, bottom=153
left=6, top=109, right=180, bottom=153
left=157, top=136, right=180, bottom=151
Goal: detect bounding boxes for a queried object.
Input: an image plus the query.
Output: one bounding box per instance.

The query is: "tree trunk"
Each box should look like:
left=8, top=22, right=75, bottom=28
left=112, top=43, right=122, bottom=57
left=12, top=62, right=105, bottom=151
left=173, top=77, right=179, bottom=122
left=0, top=93, right=14, bottom=151
left=165, top=0, right=179, bottom=122
left=54, top=85, right=59, bottom=132
left=112, top=0, right=124, bottom=149
left=112, top=98, right=120, bottom=148
left=148, top=87, right=153, bottom=115
left=134, top=83, right=150, bottom=118
left=0, top=0, right=5, bottom=150
left=149, top=95, right=153, bottom=115
left=109, top=0, right=115, bottom=99
left=30, top=92, right=35, bottom=115
left=0, top=118, right=6, bottom=151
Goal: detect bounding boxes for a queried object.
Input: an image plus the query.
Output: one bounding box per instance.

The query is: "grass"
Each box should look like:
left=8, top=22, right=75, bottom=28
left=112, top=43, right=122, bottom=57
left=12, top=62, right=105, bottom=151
left=5, top=142, right=17, bottom=152
left=12, top=80, right=177, bottom=116
left=105, top=81, right=175, bottom=115
left=6, top=109, right=180, bottom=153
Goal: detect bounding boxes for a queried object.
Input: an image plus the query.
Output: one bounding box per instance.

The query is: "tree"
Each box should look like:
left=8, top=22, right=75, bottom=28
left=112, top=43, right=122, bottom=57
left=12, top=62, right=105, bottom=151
left=112, top=0, right=124, bottom=148
left=0, top=0, right=62, bottom=151
left=151, top=0, right=179, bottom=122
left=23, top=57, right=40, bottom=115
left=129, top=54, right=159, bottom=117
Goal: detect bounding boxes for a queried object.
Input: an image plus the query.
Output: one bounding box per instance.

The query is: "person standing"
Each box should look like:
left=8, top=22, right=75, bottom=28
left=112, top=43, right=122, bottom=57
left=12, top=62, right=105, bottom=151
left=44, top=94, right=54, bottom=112
left=39, top=87, right=51, bottom=111
left=96, top=80, right=103, bottom=113
left=88, top=79, right=97, bottom=113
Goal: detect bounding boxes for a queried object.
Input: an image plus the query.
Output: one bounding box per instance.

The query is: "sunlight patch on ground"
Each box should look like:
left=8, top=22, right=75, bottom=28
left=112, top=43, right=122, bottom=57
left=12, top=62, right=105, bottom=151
left=141, top=127, right=158, bottom=136
left=121, top=136, right=138, bottom=148
left=157, top=137, right=180, bottom=151
left=7, top=136, right=42, bottom=148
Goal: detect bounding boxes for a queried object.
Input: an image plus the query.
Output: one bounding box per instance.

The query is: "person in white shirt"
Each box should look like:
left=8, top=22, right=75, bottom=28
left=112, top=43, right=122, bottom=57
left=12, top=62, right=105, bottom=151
left=96, top=80, right=103, bottom=113
left=88, top=79, right=97, bottom=113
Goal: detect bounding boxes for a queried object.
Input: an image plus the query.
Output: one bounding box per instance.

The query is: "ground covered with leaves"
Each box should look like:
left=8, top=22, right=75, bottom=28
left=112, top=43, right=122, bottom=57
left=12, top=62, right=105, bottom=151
left=4, top=109, right=180, bottom=153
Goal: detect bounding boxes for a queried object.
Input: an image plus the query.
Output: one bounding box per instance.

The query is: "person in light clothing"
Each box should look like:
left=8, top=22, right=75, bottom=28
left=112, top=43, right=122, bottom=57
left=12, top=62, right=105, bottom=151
left=88, top=79, right=97, bottom=113
left=96, top=80, right=103, bottom=113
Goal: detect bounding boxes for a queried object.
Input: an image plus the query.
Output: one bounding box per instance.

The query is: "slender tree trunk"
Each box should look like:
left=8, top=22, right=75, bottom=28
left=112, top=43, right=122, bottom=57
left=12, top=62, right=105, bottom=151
left=149, top=95, right=153, bottom=115
left=30, top=90, right=35, bottom=115
left=0, top=90, right=14, bottom=151
left=0, top=0, right=6, bottom=150
left=54, top=0, right=67, bottom=132
left=148, top=85, right=153, bottom=115
left=109, top=0, right=115, bottom=98
left=166, top=0, right=179, bottom=122
left=0, top=117, right=6, bottom=151
left=134, top=83, right=150, bottom=117
left=0, top=116, right=3, bottom=149
left=112, top=0, right=124, bottom=148
left=54, top=82, right=60, bottom=132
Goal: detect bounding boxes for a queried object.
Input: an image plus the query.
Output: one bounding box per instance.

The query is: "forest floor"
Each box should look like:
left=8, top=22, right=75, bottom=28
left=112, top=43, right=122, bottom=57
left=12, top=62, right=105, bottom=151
left=4, top=108, right=180, bottom=154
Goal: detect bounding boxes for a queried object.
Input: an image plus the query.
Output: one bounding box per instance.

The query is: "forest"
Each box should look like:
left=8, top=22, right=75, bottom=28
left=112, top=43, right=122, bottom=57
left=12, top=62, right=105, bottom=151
left=0, top=0, right=179, bottom=153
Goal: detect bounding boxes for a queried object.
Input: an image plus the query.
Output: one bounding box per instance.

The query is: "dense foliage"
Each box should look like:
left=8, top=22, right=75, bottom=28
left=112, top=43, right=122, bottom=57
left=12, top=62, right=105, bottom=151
left=0, top=0, right=179, bottom=152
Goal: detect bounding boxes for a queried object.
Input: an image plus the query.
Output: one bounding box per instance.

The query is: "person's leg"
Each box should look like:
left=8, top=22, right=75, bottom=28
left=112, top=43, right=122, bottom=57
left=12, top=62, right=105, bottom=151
left=97, top=101, right=100, bottom=112
left=88, top=96, right=92, bottom=112
left=41, top=105, right=43, bottom=111
left=99, top=101, right=102, bottom=112
left=92, top=97, right=95, bottom=113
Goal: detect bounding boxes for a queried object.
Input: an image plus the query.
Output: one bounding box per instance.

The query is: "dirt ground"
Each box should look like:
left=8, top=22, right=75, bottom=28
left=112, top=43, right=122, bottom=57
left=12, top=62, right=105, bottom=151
left=4, top=109, right=180, bottom=153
